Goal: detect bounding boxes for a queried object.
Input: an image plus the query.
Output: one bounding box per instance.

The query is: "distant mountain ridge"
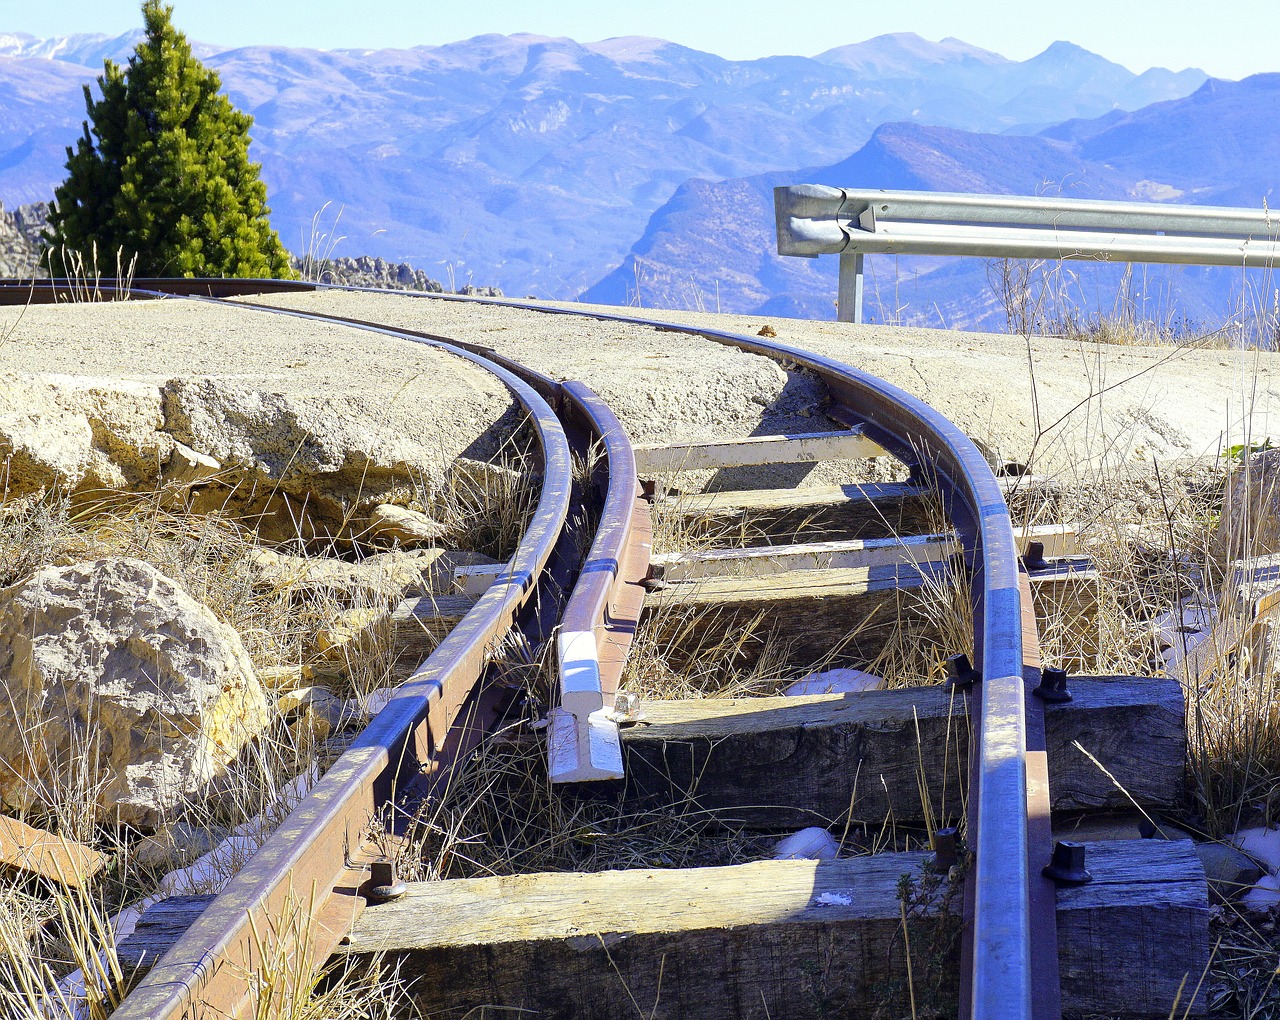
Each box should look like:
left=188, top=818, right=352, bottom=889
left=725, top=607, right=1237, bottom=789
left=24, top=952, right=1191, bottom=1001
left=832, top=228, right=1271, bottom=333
left=583, top=74, right=1280, bottom=327
left=0, top=30, right=1207, bottom=299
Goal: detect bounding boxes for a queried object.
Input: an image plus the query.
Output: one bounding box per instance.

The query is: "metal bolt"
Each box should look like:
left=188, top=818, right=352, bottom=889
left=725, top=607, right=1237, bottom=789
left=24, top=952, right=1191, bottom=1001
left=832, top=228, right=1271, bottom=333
left=1033, top=666, right=1072, bottom=704
left=615, top=691, right=639, bottom=718
left=945, top=653, right=979, bottom=690
left=1042, top=840, right=1092, bottom=885
left=931, top=826, right=959, bottom=869
left=640, top=568, right=670, bottom=593
left=1021, top=540, right=1048, bottom=572
left=368, top=858, right=407, bottom=902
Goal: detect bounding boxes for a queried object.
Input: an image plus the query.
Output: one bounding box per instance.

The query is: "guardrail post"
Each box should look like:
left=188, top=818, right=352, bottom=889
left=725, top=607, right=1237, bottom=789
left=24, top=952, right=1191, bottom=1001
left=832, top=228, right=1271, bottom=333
left=837, top=252, right=864, bottom=324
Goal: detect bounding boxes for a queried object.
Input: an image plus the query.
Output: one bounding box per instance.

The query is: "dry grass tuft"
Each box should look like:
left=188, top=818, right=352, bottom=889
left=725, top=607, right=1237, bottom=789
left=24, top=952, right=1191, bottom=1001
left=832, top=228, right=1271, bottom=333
left=414, top=730, right=777, bottom=880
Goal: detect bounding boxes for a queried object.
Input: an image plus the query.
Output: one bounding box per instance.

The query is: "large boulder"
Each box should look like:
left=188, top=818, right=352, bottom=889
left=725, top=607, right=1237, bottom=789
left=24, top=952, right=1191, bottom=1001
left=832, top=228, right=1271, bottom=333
left=0, top=558, right=268, bottom=828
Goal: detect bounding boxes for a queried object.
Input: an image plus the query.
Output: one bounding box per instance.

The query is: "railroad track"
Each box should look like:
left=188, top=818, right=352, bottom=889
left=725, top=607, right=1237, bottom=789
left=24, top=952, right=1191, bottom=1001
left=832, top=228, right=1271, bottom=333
left=1, top=279, right=1207, bottom=1018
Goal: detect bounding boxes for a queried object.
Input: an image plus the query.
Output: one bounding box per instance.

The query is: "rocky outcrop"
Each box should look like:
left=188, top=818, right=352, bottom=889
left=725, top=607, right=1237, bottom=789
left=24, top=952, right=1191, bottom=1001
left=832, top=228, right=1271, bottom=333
left=0, top=201, right=48, bottom=278
left=289, top=254, right=502, bottom=297
left=0, top=373, right=174, bottom=496
left=0, top=366, right=518, bottom=545
left=0, top=558, right=268, bottom=828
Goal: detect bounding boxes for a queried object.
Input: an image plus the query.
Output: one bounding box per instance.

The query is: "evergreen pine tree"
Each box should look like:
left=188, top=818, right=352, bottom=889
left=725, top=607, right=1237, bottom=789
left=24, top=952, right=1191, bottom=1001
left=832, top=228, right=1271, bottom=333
left=45, top=0, right=292, bottom=278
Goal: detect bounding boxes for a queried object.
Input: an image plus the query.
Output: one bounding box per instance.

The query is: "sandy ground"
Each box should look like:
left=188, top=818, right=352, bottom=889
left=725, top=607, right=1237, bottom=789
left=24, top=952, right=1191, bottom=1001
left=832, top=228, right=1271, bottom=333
left=6, top=290, right=1276, bottom=498
left=235, top=290, right=1280, bottom=480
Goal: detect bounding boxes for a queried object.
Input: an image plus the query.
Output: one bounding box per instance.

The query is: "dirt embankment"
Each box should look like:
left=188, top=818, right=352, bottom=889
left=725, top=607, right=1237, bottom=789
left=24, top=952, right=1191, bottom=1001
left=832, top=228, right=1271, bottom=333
left=0, top=299, right=522, bottom=541
left=236, top=290, right=1280, bottom=480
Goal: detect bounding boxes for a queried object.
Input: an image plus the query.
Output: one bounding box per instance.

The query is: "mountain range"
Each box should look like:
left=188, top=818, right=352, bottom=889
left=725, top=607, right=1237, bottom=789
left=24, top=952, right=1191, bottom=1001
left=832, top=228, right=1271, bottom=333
left=0, top=29, right=1209, bottom=304
left=585, top=72, right=1280, bottom=327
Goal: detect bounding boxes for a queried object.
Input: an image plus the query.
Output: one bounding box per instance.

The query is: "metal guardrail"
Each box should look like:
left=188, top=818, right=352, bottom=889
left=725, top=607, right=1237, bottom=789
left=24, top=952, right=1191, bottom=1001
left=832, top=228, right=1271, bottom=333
left=775, top=185, right=1280, bottom=323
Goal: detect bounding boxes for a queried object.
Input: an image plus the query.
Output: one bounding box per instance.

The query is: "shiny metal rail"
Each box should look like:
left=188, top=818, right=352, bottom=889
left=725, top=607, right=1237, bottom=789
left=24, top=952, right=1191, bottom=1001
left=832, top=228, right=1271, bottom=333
left=271, top=281, right=1043, bottom=1020
left=775, top=184, right=1280, bottom=322
left=2, top=278, right=1044, bottom=1018
left=107, top=301, right=587, bottom=1020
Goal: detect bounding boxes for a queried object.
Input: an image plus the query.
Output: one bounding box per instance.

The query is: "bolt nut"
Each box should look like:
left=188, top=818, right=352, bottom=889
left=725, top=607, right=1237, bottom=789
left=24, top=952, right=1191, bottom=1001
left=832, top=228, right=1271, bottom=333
left=368, top=858, right=407, bottom=902
left=1022, top=540, right=1048, bottom=572
left=1033, top=666, right=1072, bottom=704
left=1042, top=840, right=1092, bottom=885
left=615, top=691, right=639, bottom=718
left=945, top=653, right=979, bottom=690
left=931, top=826, right=959, bottom=870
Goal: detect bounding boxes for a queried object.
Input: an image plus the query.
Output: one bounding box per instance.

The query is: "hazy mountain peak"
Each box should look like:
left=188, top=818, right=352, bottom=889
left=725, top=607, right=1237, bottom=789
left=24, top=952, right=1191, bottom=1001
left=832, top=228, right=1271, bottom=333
left=0, top=28, right=220, bottom=65
left=816, top=32, right=1009, bottom=75
left=582, top=36, right=673, bottom=63
left=1026, top=39, right=1120, bottom=70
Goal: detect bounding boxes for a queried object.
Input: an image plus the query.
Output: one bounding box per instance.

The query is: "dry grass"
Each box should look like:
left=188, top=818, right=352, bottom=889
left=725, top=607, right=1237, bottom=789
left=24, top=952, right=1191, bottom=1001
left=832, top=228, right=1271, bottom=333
left=988, top=257, right=1276, bottom=349
left=0, top=436, right=539, bottom=1016
left=411, top=725, right=778, bottom=881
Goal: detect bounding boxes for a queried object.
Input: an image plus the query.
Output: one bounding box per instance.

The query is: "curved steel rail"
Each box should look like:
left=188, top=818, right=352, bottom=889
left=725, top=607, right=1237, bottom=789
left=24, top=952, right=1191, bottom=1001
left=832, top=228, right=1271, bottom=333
left=94, top=293, right=648, bottom=1020
left=1, top=278, right=1044, bottom=1017
left=572, top=307, right=1033, bottom=1020
left=110, top=307, right=575, bottom=1020
left=550, top=380, right=648, bottom=782
left=261, top=285, right=1042, bottom=1020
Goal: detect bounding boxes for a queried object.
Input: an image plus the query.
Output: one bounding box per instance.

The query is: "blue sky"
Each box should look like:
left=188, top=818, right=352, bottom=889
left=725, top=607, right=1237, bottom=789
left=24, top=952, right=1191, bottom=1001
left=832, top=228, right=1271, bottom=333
left=2, top=0, right=1277, bottom=80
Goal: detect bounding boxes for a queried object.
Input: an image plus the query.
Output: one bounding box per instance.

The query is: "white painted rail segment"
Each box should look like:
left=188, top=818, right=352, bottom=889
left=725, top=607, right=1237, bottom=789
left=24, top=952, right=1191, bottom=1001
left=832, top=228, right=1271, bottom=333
left=548, top=629, right=624, bottom=783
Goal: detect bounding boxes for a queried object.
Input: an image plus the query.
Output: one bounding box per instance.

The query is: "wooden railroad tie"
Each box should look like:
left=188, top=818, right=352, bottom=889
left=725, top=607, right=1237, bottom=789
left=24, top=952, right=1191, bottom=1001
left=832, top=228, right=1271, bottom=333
left=123, top=840, right=1208, bottom=1018
left=619, top=677, right=1184, bottom=828
left=639, top=558, right=1097, bottom=671
left=633, top=427, right=888, bottom=474
left=332, top=839, right=1206, bottom=1019
left=648, top=523, right=1077, bottom=582
left=661, top=476, right=1060, bottom=544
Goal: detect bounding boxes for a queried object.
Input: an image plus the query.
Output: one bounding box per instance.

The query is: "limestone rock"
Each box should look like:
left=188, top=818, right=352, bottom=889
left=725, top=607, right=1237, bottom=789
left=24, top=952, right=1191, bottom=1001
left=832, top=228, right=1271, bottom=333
left=785, top=668, right=884, bottom=696
left=1232, top=826, right=1280, bottom=873
left=0, top=201, right=45, bottom=278
left=366, top=504, right=451, bottom=547
left=0, top=359, right=512, bottom=547
left=0, top=372, right=173, bottom=496
left=276, top=686, right=347, bottom=742
left=248, top=547, right=495, bottom=600
left=1217, top=449, right=1280, bottom=560
left=288, top=253, right=446, bottom=292
left=317, top=606, right=392, bottom=662
left=164, top=440, right=222, bottom=484
left=1196, top=843, right=1264, bottom=904
left=1243, top=874, right=1280, bottom=914
left=0, top=558, right=268, bottom=828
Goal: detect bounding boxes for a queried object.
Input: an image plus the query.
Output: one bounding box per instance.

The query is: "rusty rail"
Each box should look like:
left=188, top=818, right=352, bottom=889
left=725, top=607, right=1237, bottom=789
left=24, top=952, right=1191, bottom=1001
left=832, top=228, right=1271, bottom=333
left=270, top=283, right=1051, bottom=1019
left=108, top=305, right=579, bottom=1020
left=2, top=278, right=1050, bottom=1018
